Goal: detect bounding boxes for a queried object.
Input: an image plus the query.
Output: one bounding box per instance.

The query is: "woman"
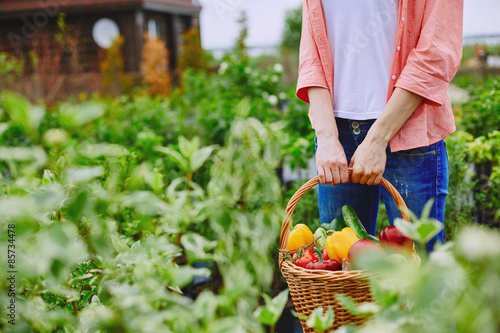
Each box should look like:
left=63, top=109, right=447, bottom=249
left=296, top=0, right=464, bottom=250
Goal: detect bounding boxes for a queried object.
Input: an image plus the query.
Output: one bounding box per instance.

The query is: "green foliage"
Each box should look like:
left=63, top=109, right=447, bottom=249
left=334, top=225, right=500, bottom=333
left=0, top=41, right=495, bottom=333
left=101, top=36, right=134, bottom=95
left=254, top=289, right=289, bottom=328
left=467, top=130, right=500, bottom=221
left=235, top=12, right=249, bottom=57
left=458, top=76, right=500, bottom=138
left=395, top=200, right=443, bottom=254
left=0, top=53, right=24, bottom=83
left=0, top=91, right=45, bottom=144
left=168, top=53, right=287, bottom=147
left=281, top=5, right=303, bottom=53
left=0, top=90, right=287, bottom=332
left=444, top=131, right=475, bottom=239
left=178, top=28, right=207, bottom=72
left=306, top=306, right=335, bottom=332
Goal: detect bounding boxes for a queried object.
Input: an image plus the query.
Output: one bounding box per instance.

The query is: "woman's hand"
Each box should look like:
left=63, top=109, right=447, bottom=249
left=316, top=136, right=349, bottom=185
left=349, top=87, right=424, bottom=185
left=349, top=136, right=387, bottom=185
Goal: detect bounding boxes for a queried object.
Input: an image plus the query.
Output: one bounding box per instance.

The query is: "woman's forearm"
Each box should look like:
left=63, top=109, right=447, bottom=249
left=308, top=87, right=338, bottom=141
left=366, top=87, right=424, bottom=146
left=309, top=87, right=349, bottom=184
left=349, top=87, right=424, bottom=185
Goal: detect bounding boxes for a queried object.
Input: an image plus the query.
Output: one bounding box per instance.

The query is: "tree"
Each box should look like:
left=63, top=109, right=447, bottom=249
left=141, top=33, right=171, bottom=96
left=101, top=35, right=134, bottom=95
left=235, top=11, right=249, bottom=57
left=178, top=28, right=207, bottom=72
left=281, top=5, right=302, bottom=53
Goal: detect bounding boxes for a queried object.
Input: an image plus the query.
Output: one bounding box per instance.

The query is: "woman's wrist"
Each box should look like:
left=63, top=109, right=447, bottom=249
left=366, top=87, right=424, bottom=146
left=365, top=120, right=393, bottom=146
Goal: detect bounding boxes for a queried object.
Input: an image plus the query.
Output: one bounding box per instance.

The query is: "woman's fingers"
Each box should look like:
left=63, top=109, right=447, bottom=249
left=316, top=140, right=348, bottom=185
left=324, top=165, right=334, bottom=184
left=349, top=154, right=362, bottom=184
left=330, top=164, right=341, bottom=185
left=339, top=162, right=349, bottom=183
left=373, top=173, right=383, bottom=186
left=318, top=164, right=326, bottom=185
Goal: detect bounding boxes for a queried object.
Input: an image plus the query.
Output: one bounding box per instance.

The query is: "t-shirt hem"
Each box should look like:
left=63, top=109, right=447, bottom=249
left=333, top=110, right=382, bottom=121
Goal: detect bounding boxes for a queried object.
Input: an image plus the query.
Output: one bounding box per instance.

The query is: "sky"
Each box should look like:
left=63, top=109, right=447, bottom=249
left=198, top=0, right=500, bottom=51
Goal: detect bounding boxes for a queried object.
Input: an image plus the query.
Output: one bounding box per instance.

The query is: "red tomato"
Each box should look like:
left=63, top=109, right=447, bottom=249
left=293, top=249, right=318, bottom=268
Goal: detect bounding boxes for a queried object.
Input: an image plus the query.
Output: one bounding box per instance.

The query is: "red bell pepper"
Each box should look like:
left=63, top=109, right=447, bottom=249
left=305, top=259, right=341, bottom=271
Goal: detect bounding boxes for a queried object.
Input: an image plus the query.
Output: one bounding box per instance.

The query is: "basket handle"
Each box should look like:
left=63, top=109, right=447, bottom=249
left=279, top=168, right=411, bottom=251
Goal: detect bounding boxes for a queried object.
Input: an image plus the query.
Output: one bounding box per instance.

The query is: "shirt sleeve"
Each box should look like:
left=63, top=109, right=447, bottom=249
left=394, top=0, right=464, bottom=106
left=296, top=1, right=329, bottom=104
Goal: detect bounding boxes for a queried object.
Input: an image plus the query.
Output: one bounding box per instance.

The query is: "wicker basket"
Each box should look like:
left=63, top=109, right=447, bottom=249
left=279, top=169, right=414, bottom=332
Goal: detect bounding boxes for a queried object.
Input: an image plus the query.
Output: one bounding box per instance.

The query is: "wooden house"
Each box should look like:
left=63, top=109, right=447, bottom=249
left=0, top=0, right=201, bottom=97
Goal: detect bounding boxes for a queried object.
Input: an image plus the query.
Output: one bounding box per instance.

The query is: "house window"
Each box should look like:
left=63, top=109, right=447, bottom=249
left=92, top=18, right=120, bottom=49
left=148, top=19, right=159, bottom=38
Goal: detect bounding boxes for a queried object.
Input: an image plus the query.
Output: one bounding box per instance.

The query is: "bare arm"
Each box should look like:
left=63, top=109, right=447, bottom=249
left=350, top=87, right=424, bottom=185
left=309, top=87, right=349, bottom=185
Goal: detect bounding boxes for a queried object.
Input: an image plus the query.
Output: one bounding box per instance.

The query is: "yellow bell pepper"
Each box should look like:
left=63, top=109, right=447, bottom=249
left=288, top=224, right=314, bottom=251
left=325, top=227, right=359, bottom=262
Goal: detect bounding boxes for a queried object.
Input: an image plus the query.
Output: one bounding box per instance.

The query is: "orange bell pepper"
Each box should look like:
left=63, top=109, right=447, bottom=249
left=325, top=227, right=359, bottom=262
left=288, top=224, right=314, bottom=251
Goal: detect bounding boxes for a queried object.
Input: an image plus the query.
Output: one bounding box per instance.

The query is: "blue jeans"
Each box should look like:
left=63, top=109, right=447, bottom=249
left=315, top=118, right=449, bottom=251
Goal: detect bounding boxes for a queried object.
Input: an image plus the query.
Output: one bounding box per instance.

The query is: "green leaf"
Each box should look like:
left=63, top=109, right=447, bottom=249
left=58, top=102, right=105, bottom=127
left=120, top=191, right=168, bottom=215
left=254, top=289, right=289, bottom=326
left=291, top=309, right=308, bottom=322
left=0, top=146, right=48, bottom=170
left=414, top=220, right=443, bottom=244
left=0, top=122, right=10, bottom=136
left=395, top=217, right=443, bottom=245
left=66, top=190, right=89, bottom=220
left=64, top=166, right=105, bottom=184
left=155, top=146, right=188, bottom=171
left=335, top=294, right=363, bottom=317
left=179, top=135, right=200, bottom=158
left=306, top=306, right=334, bottom=331
left=78, top=143, right=129, bottom=159
left=1, top=91, right=45, bottom=140
left=394, top=218, right=417, bottom=240
left=180, top=233, right=218, bottom=263
left=190, top=146, right=215, bottom=172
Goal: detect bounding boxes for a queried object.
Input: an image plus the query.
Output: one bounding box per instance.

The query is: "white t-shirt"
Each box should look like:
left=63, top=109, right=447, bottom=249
left=321, top=0, right=399, bottom=120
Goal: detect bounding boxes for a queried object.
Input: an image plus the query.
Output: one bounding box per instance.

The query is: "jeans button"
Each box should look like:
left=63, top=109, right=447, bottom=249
left=353, top=127, right=361, bottom=135
left=351, top=121, right=360, bottom=129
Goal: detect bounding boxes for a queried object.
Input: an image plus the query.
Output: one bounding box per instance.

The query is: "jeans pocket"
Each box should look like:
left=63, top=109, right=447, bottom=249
left=394, top=143, right=438, bottom=158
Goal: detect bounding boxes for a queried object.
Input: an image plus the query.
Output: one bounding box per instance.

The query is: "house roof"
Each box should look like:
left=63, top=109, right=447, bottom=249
left=0, top=0, right=200, bottom=18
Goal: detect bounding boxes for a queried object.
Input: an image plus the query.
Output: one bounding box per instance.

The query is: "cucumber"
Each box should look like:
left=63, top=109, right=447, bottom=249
left=322, top=218, right=346, bottom=232
left=330, top=218, right=346, bottom=232
left=342, top=205, right=379, bottom=245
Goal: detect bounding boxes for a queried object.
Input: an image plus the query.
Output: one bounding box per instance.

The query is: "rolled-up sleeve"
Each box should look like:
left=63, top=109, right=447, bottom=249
left=395, top=0, right=463, bottom=106
left=296, top=1, right=329, bottom=104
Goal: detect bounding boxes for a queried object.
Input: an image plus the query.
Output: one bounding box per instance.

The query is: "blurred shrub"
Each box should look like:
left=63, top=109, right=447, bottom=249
left=101, top=36, right=134, bottom=95
left=141, top=33, right=171, bottom=96
left=178, top=28, right=207, bottom=73
left=0, top=53, right=24, bottom=84
left=334, top=225, right=500, bottom=333
left=0, top=92, right=285, bottom=332
left=280, top=4, right=302, bottom=53
left=458, top=76, right=500, bottom=138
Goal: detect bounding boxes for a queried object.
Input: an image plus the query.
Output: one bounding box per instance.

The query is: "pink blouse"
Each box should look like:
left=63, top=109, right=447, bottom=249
left=296, top=0, right=464, bottom=152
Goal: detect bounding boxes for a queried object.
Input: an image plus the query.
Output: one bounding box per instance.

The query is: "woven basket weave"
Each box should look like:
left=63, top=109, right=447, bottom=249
left=279, top=169, right=414, bottom=332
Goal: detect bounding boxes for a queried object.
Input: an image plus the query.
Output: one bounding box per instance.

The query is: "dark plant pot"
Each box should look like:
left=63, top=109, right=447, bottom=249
left=272, top=305, right=303, bottom=333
